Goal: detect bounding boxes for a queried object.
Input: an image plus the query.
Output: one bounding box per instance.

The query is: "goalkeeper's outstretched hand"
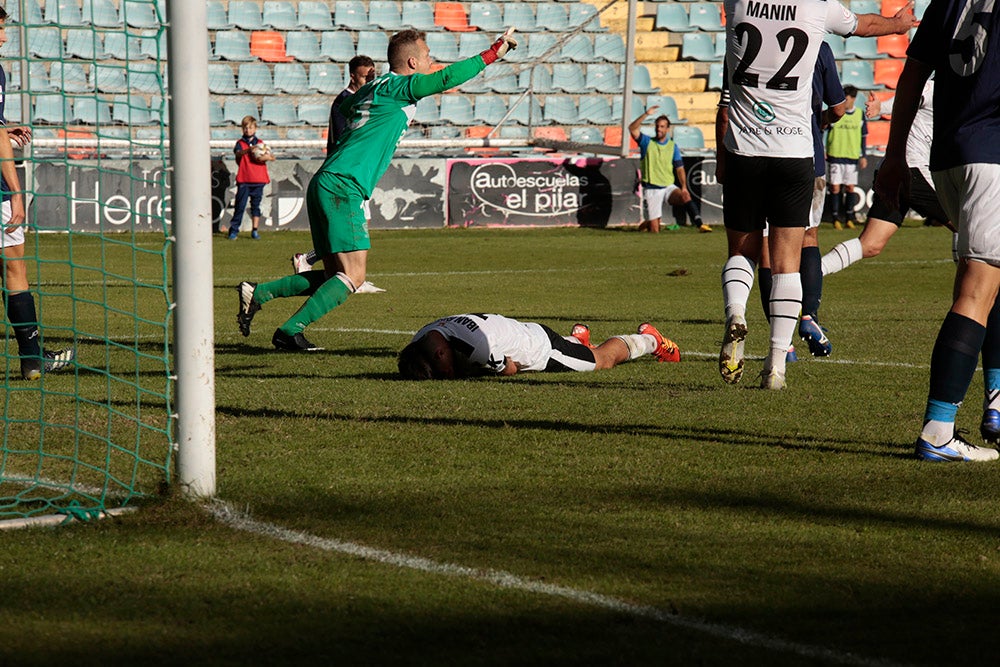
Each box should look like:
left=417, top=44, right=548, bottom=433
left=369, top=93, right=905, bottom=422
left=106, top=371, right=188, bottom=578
left=481, top=27, right=518, bottom=65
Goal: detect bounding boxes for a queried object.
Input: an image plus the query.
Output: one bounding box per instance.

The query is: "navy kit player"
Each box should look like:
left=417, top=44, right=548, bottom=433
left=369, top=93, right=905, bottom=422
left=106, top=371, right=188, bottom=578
left=397, top=314, right=679, bottom=380
left=876, top=0, right=1000, bottom=462
left=715, top=0, right=917, bottom=389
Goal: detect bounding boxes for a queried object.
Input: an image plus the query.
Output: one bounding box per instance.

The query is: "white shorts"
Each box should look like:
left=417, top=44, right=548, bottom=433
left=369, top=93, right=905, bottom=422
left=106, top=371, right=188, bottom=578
left=933, top=164, right=1000, bottom=266
left=809, top=176, right=826, bottom=229
left=642, top=184, right=679, bottom=221
left=828, top=163, right=858, bottom=186
left=0, top=200, right=22, bottom=249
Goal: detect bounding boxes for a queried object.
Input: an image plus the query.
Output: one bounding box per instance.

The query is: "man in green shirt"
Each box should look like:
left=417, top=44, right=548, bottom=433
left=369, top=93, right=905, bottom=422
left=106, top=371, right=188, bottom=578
left=236, top=28, right=518, bottom=351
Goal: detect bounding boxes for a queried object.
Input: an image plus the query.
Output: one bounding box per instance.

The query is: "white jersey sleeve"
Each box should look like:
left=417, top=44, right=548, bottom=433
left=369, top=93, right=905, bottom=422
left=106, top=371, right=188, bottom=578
left=722, top=0, right=858, bottom=158
left=417, top=314, right=554, bottom=374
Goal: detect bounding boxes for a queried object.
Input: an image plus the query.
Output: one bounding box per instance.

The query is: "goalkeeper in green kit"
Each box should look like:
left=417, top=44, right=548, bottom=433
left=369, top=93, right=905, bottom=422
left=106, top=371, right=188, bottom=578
left=236, top=27, right=519, bottom=351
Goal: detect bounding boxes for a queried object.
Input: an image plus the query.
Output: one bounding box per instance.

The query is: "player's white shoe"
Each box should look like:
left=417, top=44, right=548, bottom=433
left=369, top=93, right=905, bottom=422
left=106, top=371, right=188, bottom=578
left=759, top=368, right=786, bottom=390
left=355, top=281, right=386, bottom=293
left=915, top=433, right=999, bottom=462
left=291, top=253, right=310, bottom=274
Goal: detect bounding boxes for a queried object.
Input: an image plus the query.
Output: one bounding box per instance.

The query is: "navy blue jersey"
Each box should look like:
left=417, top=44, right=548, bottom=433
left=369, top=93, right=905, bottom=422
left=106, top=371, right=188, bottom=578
left=812, top=42, right=846, bottom=177
left=326, top=87, right=351, bottom=156
left=908, top=0, right=1000, bottom=169
left=0, top=65, right=10, bottom=202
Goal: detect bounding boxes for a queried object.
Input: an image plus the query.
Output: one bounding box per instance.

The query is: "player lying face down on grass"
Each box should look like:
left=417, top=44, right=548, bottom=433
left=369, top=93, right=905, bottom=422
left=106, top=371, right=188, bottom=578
left=397, top=314, right=680, bottom=380
left=236, top=28, right=519, bottom=353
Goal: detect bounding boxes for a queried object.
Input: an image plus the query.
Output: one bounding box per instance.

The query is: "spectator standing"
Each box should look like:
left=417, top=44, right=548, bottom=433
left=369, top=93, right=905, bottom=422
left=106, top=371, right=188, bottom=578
left=227, top=116, right=274, bottom=241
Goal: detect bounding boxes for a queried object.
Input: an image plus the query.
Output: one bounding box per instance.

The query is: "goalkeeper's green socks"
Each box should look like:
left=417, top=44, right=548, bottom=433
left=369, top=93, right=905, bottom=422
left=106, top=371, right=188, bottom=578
left=278, top=274, right=352, bottom=336
left=253, top=270, right=327, bottom=304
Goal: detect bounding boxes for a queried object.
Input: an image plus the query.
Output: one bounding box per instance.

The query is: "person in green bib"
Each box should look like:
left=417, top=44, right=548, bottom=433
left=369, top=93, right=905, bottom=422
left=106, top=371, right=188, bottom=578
left=236, top=28, right=518, bottom=351
left=629, top=106, right=709, bottom=233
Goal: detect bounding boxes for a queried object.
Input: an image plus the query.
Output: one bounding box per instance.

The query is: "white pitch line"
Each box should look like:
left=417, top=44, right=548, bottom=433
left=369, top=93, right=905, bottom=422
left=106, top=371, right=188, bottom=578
left=208, top=500, right=908, bottom=667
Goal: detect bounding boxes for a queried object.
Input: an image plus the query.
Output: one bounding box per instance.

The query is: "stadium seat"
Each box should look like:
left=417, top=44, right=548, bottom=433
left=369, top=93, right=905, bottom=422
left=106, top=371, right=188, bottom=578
left=594, top=33, right=626, bottom=63
left=630, top=65, right=660, bottom=94
left=533, top=126, right=569, bottom=143
left=81, top=0, right=121, bottom=27
left=140, top=31, right=168, bottom=59
left=91, top=63, right=128, bottom=92
left=251, top=31, right=294, bottom=62
left=49, top=62, right=91, bottom=92
left=414, top=96, right=441, bottom=124
left=74, top=97, right=112, bottom=124
left=507, top=94, right=543, bottom=125
left=285, top=31, right=325, bottom=62
left=263, top=1, right=299, bottom=29
left=655, top=4, right=693, bottom=31
left=824, top=35, right=848, bottom=59
left=552, top=62, right=588, bottom=93
left=881, top=0, right=909, bottom=14
left=120, top=0, right=158, bottom=28
left=435, top=2, right=476, bottom=31
left=0, top=28, right=18, bottom=58
left=206, top=1, right=234, bottom=29
left=228, top=1, right=265, bottom=29
left=9, top=0, right=42, bottom=26
left=498, top=125, right=530, bottom=140
left=298, top=0, right=335, bottom=30
left=287, top=127, right=322, bottom=141
left=519, top=64, right=555, bottom=93
left=309, top=62, right=344, bottom=93
left=874, top=58, right=904, bottom=88
left=208, top=63, right=238, bottom=95
left=866, top=120, right=890, bottom=149
left=483, top=63, right=519, bottom=93
left=215, top=31, right=255, bottom=61
left=225, top=97, right=260, bottom=125
left=369, top=0, right=403, bottom=29
left=321, top=31, right=356, bottom=61
left=877, top=34, right=909, bottom=58
left=603, top=126, right=634, bottom=149
left=681, top=33, right=721, bottom=61
left=34, top=96, right=71, bottom=124
left=44, top=0, right=82, bottom=26
left=469, top=2, right=504, bottom=31
left=672, top=125, right=705, bottom=150
left=646, top=95, right=686, bottom=124
left=577, top=96, right=613, bottom=124
left=238, top=62, right=277, bottom=95
left=535, top=3, right=569, bottom=31
left=502, top=3, right=539, bottom=32
left=585, top=63, right=620, bottom=93
left=460, top=69, right=490, bottom=93
left=844, top=36, right=882, bottom=59
left=543, top=95, right=579, bottom=125
left=28, top=27, right=63, bottom=59
left=10, top=62, right=52, bottom=91
left=357, top=31, right=389, bottom=59
left=128, top=62, right=163, bottom=93
left=273, top=62, right=311, bottom=94
left=570, top=4, right=606, bottom=32
left=473, top=95, right=507, bottom=124
left=150, top=94, right=171, bottom=124
left=429, top=126, right=462, bottom=140
left=841, top=60, right=880, bottom=89
left=440, top=95, right=476, bottom=125
left=570, top=126, right=605, bottom=144
left=458, top=32, right=491, bottom=60
left=850, top=0, right=880, bottom=14
left=426, top=32, right=459, bottom=62
left=335, top=0, right=374, bottom=30
left=915, top=0, right=930, bottom=18
left=296, top=101, right=329, bottom=125
left=527, top=34, right=567, bottom=62
left=102, top=32, right=144, bottom=60
left=688, top=3, right=724, bottom=31
left=262, top=98, right=302, bottom=125
left=560, top=34, right=598, bottom=63
left=401, top=1, right=440, bottom=31
left=708, top=62, right=724, bottom=90
left=611, top=96, right=645, bottom=123
left=112, top=94, right=153, bottom=125
left=65, top=28, right=107, bottom=59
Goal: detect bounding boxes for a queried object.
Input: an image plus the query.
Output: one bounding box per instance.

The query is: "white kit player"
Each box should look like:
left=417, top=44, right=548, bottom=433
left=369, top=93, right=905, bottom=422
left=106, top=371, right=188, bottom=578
left=397, top=314, right=680, bottom=380
left=715, top=0, right=918, bottom=389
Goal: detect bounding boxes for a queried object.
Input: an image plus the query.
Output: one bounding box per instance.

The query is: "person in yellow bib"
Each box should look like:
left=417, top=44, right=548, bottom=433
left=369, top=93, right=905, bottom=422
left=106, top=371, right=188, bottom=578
left=825, top=85, right=868, bottom=229
left=629, top=107, right=710, bottom=233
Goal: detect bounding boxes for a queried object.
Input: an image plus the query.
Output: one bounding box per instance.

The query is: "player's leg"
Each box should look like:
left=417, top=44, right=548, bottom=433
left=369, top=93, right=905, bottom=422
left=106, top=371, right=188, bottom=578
left=228, top=184, right=249, bottom=239
left=980, top=297, right=1000, bottom=444
left=828, top=169, right=843, bottom=228
left=667, top=185, right=706, bottom=231
left=248, top=184, right=263, bottom=239
left=643, top=187, right=665, bottom=233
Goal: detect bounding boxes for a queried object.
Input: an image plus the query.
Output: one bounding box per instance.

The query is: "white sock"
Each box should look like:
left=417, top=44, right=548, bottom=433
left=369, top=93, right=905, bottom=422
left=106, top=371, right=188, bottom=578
left=821, top=238, right=863, bottom=276
left=614, top=334, right=656, bottom=359
left=765, top=272, right=802, bottom=374
left=985, top=388, right=1000, bottom=412
left=722, top=255, right=756, bottom=320
left=920, top=419, right=955, bottom=447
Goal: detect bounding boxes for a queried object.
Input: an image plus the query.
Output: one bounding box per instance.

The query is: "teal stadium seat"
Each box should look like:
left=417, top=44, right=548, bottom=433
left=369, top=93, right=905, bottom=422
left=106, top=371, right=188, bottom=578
left=3, top=93, right=19, bottom=122
left=429, top=126, right=462, bottom=140
left=335, top=0, right=374, bottom=30
left=629, top=65, right=660, bottom=94
left=519, top=64, right=555, bottom=93
left=470, top=2, right=505, bottom=31
left=507, top=94, right=543, bottom=125
left=9, top=0, right=43, bottom=26
left=228, top=1, right=265, bottom=30
left=611, top=96, right=644, bottom=123
left=65, top=28, right=107, bottom=59
left=527, top=34, right=567, bottom=62
left=224, top=97, right=260, bottom=125
left=0, top=28, right=17, bottom=58
left=502, top=3, right=539, bottom=32
left=498, top=126, right=529, bottom=140
left=286, top=31, right=325, bottom=61
left=357, top=31, right=389, bottom=60
left=81, top=0, right=121, bottom=27
left=137, top=127, right=167, bottom=142
left=655, top=5, right=693, bottom=31
left=120, top=0, right=159, bottom=28
left=206, top=99, right=224, bottom=126
left=560, top=34, right=598, bottom=63
left=321, top=31, right=356, bottom=61
left=414, top=97, right=441, bottom=124
left=439, top=95, right=476, bottom=125
left=915, top=0, right=930, bottom=18
left=474, top=95, right=507, bottom=125
left=237, top=62, right=277, bottom=95
left=535, top=3, right=569, bottom=31
left=646, top=94, right=686, bottom=124
left=552, top=62, right=588, bottom=93
left=308, top=63, right=344, bottom=94
left=28, top=27, right=64, bottom=59
left=708, top=62, right=724, bottom=90
left=688, top=3, right=724, bottom=31
left=571, top=127, right=605, bottom=144
left=850, top=0, right=880, bottom=15
left=33, top=95, right=72, bottom=124
left=298, top=1, right=335, bottom=30
left=262, top=99, right=302, bottom=125
left=483, top=64, right=519, bottom=93
left=672, top=125, right=705, bottom=150
left=274, top=63, right=311, bottom=94
left=112, top=95, right=153, bottom=125
left=458, top=33, right=491, bottom=60
left=460, top=69, right=490, bottom=93
left=594, top=33, right=626, bottom=63
left=73, top=97, right=112, bottom=125
left=402, top=1, right=440, bottom=30
left=369, top=1, right=403, bottom=29
left=569, top=4, right=606, bottom=32
left=426, top=32, right=459, bottom=62
left=543, top=95, right=579, bottom=125
left=824, top=35, right=848, bottom=59
left=206, top=1, right=234, bottom=30
left=577, top=96, right=612, bottom=124
left=92, top=63, right=128, bottom=92
left=845, top=35, right=883, bottom=59
left=128, top=62, right=162, bottom=93
left=681, top=33, right=721, bottom=61
left=215, top=31, right=255, bottom=61
left=585, top=63, right=621, bottom=93
left=263, top=1, right=299, bottom=30
left=44, top=0, right=82, bottom=26
left=49, top=62, right=90, bottom=92
left=208, top=63, right=238, bottom=93
left=840, top=60, right=880, bottom=89
left=11, top=62, right=54, bottom=91
left=140, top=31, right=168, bottom=59
left=103, top=32, right=144, bottom=60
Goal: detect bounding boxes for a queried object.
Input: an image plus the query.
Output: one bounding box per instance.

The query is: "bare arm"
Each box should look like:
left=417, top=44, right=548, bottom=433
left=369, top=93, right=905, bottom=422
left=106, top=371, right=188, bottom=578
left=715, top=105, right=729, bottom=183
left=629, top=106, right=658, bottom=141
left=854, top=2, right=918, bottom=37
left=675, top=164, right=689, bottom=191
left=499, top=357, right=519, bottom=376
left=822, top=100, right=847, bottom=129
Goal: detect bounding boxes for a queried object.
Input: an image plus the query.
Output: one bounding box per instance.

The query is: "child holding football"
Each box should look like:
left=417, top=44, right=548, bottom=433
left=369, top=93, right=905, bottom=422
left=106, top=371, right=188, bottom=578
left=227, top=116, right=274, bottom=240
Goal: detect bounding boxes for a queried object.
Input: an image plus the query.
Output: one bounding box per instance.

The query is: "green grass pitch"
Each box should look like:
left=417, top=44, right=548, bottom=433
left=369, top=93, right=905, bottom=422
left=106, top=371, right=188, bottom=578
left=4, top=224, right=1000, bottom=666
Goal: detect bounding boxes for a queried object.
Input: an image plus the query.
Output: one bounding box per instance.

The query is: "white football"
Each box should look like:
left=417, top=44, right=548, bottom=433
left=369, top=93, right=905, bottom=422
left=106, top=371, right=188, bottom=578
left=251, top=144, right=271, bottom=160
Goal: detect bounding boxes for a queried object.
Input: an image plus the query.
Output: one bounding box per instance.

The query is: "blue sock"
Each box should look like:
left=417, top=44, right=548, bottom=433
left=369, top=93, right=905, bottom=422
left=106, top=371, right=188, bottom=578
left=800, top=246, right=822, bottom=318
left=5, top=291, right=41, bottom=357
left=925, top=311, right=986, bottom=421
left=982, top=298, right=1000, bottom=396
left=758, top=267, right=772, bottom=321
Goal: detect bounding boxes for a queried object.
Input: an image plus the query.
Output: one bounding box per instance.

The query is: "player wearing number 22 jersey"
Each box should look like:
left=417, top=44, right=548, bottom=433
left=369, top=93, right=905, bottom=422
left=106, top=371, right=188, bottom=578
left=715, top=0, right=916, bottom=390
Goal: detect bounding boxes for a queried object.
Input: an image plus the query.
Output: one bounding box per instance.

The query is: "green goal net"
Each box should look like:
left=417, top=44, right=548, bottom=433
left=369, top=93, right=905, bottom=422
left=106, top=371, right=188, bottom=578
left=0, top=0, right=173, bottom=523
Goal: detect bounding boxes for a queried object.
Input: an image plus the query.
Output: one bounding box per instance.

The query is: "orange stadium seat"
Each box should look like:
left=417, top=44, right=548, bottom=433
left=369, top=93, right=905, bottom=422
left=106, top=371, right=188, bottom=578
left=877, top=34, right=909, bottom=58
left=464, top=126, right=499, bottom=155
left=881, top=0, right=909, bottom=15
left=866, top=120, right=890, bottom=150
left=602, top=126, right=639, bottom=150
left=874, top=58, right=904, bottom=88
left=250, top=31, right=294, bottom=62
left=435, top=2, right=477, bottom=32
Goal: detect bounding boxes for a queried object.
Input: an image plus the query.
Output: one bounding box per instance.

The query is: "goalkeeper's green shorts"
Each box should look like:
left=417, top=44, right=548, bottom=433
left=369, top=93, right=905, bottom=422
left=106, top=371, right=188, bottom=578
left=306, top=172, right=370, bottom=255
